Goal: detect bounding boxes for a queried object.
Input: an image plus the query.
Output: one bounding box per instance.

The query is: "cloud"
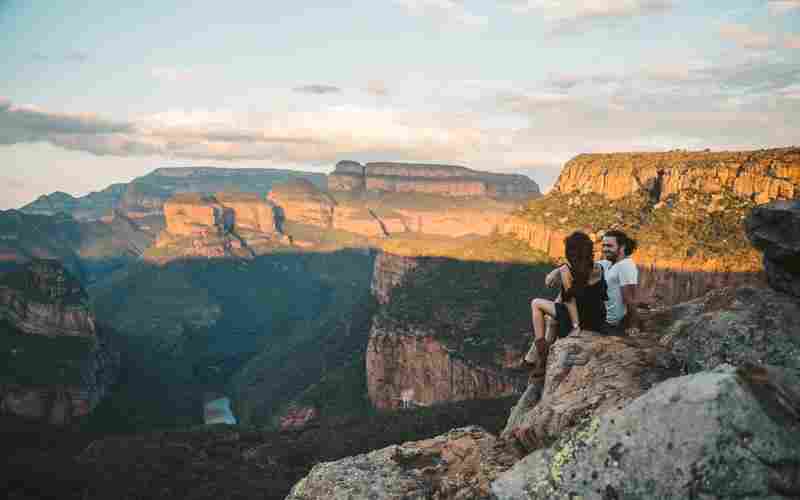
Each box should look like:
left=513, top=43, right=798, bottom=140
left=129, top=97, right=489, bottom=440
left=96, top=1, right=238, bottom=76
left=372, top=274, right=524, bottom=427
left=719, top=23, right=773, bottom=50
left=365, top=80, right=390, bottom=97
left=0, top=100, right=133, bottom=146
left=506, top=0, right=672, bottom=29
left=0, top=98, right=486, bottom=164
left=292, top=84, right=342, bottom=95
left=768, top=0, right=800, bottom=15
left=394, top=0, right=488, bottom=28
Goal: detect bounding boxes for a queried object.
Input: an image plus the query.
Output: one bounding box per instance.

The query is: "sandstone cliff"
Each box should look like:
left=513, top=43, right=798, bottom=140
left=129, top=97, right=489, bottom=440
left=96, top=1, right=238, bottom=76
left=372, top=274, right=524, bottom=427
left=366, top=325, right=523, bottom=410
left=0, top=260, right=118, bottom=424
left=0, top=259, right=95, bottom=338
left=553, top=147, right=800, bottom=203
left=370, top=252, right=420, bottom=305
left=329, top=160, right=541, bottom=199
left=150, top=192, right=286, bottom=260
left=268, top=179, right=336, bottom=228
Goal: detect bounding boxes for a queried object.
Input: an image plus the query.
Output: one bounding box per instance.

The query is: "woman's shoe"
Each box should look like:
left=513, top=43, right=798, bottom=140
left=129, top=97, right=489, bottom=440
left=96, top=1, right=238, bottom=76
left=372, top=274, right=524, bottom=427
left=529, top=338, right=550, bottom=377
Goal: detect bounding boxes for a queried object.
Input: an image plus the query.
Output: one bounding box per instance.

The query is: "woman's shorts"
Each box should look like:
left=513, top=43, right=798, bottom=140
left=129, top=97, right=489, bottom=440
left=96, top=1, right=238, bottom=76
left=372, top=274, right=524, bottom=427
left=554, top=302, right=573, bottom=339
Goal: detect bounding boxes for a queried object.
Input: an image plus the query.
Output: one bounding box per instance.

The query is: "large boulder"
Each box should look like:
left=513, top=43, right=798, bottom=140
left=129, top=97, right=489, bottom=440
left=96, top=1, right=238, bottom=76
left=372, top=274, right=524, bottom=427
left=746, top=199, right=800, bottom=297
left=501, top=331, right=680, bottom=451
left=644, top=286, right=800, bottom=378
left=286, top=426, right=521, bottom=500
left=492, top=364, right=800, bottom=499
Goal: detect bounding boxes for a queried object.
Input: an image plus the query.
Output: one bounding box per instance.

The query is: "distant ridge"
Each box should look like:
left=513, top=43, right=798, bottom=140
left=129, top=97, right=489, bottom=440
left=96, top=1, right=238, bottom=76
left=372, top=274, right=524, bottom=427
left=21, top=166, right=326, bottom=221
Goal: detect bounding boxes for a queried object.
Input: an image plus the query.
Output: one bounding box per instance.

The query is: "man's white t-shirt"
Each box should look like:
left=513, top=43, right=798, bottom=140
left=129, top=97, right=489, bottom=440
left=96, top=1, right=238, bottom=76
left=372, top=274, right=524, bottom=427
left=598, top=257, right=638, bottom=325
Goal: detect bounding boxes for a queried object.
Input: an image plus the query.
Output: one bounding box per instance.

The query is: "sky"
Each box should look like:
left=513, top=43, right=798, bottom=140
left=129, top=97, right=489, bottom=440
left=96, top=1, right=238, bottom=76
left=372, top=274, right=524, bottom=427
left=1, top=0, right=798, bottom=209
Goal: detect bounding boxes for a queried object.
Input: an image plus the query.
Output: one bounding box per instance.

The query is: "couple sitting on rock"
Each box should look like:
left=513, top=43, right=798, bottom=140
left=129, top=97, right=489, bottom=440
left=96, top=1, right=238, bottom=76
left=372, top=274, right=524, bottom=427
left=525, top=229, right=640, bottom=376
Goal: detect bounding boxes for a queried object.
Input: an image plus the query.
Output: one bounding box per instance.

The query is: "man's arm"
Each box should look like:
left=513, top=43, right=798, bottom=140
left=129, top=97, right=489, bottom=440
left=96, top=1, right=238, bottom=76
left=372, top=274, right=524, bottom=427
left=621, top=284, right=641, bottom=331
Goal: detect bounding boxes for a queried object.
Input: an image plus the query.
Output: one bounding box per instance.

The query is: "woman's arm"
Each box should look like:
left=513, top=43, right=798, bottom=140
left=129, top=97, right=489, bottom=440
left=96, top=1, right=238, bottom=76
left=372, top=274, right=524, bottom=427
left=545, top=265, right=567, bottom=288
left=560, top=267, right=581, bottom=332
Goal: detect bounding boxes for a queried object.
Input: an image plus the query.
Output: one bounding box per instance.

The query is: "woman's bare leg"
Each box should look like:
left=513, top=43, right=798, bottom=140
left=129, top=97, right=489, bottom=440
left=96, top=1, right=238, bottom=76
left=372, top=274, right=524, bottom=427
left=531, top=298, right=556, bottom=340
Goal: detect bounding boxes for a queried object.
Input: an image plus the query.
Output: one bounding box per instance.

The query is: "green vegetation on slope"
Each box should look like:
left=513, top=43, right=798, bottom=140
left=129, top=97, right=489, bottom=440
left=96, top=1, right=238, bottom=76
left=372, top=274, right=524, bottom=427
left=89, top=249, right=377, bottom=432
left=519, top=189, right=759, bottom=268
left=384, top=235, right=554, bottom=365
left=0, top=320, right=94, bottom=385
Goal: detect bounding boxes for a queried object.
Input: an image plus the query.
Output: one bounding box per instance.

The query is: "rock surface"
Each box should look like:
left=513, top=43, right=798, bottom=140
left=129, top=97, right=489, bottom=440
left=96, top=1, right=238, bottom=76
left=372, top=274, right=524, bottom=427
left=0, top=260, right=118, bottom=424
left=371, top=252, right=420, bottom=305
left=643, top=285, right=800, bottom=378
left=501, top=331, right=680, bottom=451
left=366, top=316, right=525, bottom=410
left=746, top=199, right=800, bottom=297
left=268, top=179, right=336, bottom=228
left=328, top=161, right=541, bottom=199
left=152, top=192, right=285, bottom=260
left=492, top=364, right=800, bottom=499
left=0, top=259, right=95, bottom=338
left=287, top=426, right=522, bottom=500
left=553, top=147, right=800, bottom=203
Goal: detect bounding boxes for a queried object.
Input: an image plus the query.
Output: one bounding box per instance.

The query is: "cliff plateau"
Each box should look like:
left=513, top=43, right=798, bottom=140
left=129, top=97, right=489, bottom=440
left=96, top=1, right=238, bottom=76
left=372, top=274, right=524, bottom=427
left=553, top=147, right=800, bottom=203
left=329, top=160, right=541, bottom=199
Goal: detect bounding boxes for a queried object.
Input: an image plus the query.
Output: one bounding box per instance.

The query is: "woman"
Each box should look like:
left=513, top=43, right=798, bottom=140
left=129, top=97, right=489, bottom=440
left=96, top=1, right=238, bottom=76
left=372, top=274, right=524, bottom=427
left=524, top=231, right=607, bottom=376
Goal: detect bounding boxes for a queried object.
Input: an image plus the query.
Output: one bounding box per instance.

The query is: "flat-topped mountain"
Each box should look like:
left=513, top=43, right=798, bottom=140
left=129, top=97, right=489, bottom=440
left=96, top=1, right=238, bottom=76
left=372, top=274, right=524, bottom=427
left=554, top=147, right=800, bottom=203
left=328, top=160, right=541, bottom=199
left=150, top=192, right=286, bottom=260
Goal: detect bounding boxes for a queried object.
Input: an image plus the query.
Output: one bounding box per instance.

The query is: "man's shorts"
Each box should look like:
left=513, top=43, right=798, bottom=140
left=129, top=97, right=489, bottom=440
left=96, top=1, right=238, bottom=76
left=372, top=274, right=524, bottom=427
left=603, top=320, right=626, bottom=336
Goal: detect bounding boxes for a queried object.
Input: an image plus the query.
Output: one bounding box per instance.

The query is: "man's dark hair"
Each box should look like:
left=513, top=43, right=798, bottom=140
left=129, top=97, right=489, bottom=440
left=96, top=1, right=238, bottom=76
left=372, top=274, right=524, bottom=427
left=604, top=230, right=638, bottom=256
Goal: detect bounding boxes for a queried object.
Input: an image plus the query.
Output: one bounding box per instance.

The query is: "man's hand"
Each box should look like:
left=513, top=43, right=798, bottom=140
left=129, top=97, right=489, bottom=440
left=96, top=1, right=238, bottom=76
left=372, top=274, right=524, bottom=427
left=621, top=284, right=641, bottom=332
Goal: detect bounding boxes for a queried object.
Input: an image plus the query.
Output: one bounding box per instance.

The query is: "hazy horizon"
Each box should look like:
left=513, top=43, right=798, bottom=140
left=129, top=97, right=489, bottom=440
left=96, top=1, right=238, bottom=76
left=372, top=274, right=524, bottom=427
left=2, top=0, right=798, bottom=208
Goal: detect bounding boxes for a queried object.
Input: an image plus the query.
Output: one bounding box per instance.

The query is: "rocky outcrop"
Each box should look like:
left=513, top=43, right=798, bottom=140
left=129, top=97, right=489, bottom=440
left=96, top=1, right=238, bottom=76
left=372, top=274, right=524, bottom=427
left=287, top=426, right=522, bottom=500
left=152, top=192, right=285, bottom=260
left=553, top=147, right=800, bottom=203
left=642, top=286, right=800, bottom=377
left=268, top=179, right=336, bottom=228
left=501, top=332, right=680, bottom=452
left=366, top=317, right=525, bottom=410
left=0, top=260, right=118, bottom=424
left=214, top=192, right=278, bottom=234
left=0, top=260, right=95, bottom=338
left=492, top=364, right=800, bottom=499
left=371, top=252, right=420, bottom=305
left=162, top=193, right=230, bottom=237
left=746, top=199, right=800, bottom=297
left=328, top=160, right=541, bottom=199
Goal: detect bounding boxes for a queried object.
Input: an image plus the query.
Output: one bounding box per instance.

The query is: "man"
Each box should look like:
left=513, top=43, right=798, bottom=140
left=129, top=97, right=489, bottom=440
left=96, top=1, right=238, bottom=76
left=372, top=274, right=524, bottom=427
left=598, top=230, right=640, bottom=336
